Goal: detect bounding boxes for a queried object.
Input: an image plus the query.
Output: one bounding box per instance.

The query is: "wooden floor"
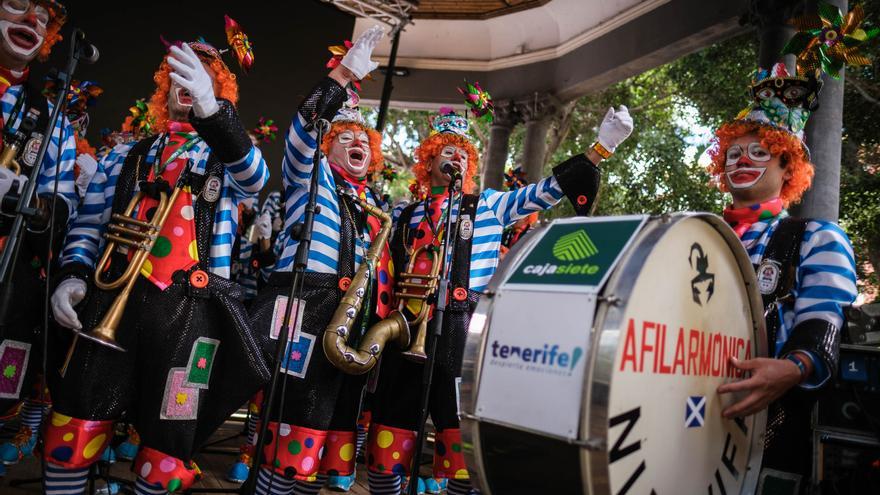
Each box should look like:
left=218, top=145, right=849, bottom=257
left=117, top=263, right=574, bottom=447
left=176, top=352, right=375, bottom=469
left=0, top=416, right=372, bottom=494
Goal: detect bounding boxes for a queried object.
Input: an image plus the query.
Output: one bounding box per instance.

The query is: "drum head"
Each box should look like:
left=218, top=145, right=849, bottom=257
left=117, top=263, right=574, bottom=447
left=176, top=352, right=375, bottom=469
left=584, top=214, right=766, bottom=495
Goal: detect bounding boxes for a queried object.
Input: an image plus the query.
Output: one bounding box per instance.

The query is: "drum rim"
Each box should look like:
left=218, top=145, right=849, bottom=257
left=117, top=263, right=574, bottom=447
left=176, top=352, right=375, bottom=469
left=582, top=212, right=768, bottom=495
left=461, top=220, right=552, bottom=495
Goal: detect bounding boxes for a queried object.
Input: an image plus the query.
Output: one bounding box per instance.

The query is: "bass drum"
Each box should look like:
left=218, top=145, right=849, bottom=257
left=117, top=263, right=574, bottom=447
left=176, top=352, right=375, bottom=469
left=461, top=213, right=767, bottom=495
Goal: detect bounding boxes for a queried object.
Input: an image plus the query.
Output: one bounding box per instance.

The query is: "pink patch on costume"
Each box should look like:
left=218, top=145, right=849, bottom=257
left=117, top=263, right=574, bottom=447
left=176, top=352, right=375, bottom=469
left=160, top=368, right=199, bottom=420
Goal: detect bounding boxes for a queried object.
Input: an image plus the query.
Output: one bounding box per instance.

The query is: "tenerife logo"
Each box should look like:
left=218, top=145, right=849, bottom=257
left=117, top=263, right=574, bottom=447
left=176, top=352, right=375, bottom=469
left=489, top=341, right=584, bottom=376
left=553, top=229, right=598, bottom=261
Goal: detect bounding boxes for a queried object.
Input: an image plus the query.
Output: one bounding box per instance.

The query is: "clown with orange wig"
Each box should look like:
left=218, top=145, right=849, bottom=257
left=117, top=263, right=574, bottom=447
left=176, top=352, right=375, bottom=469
left=245, top=25, right=391, bottom=495
left=0, top=0, right=100, bottom=479
left=46, top=39, right=270, bottom=495
left=709, top=62, right=857, bottom=484
left=365, top=101, right=633, bottom=495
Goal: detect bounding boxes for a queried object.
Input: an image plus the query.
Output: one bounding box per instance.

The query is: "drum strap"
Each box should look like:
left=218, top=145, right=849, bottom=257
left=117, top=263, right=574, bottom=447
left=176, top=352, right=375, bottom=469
left=758, top=217, right=808, bottom=353
left=448, top=194, right=478, bottom=312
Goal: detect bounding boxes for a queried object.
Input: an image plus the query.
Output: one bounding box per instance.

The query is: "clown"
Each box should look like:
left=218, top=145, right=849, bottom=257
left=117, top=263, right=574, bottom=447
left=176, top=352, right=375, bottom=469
left=0, top=0, right=91, bottom=478
left=247, top=25, right=388, bottom=495
left=365, top=104, right=633, bottom=495
left=46, top=40, right=270, bottom=495
left=711, top=63, right=857, bottom=486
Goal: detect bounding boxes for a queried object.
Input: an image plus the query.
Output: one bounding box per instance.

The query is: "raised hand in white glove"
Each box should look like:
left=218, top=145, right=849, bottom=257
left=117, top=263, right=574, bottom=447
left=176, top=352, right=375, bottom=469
left=52, top=278, right=87, bottom=330
left=0, top=167, right=25, bottom=205
left=74, top=154, right=98, bottom=198
left=256, top=211, right=272, bottom=240
left=341, top=25, right=385, bottom=80
left=167, top=43, right=219, bottom=118
left=597, top=105, right=634, bottom=153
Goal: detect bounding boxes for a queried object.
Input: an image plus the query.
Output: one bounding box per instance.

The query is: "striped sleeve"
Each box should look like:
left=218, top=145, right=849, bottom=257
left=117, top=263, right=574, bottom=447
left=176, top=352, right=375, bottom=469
left=282, top=113, right=318, bottom=190
left=59, top=142, right=133, bottom=268
left=225, top=144, right=269, bottom=196
left=793, top=221, right=858, bottom=329
left=35, top=98, right=79, bottom=213
left=260, top=190, right=283, bottom=223
left=482, top=175, right=565, bottom=227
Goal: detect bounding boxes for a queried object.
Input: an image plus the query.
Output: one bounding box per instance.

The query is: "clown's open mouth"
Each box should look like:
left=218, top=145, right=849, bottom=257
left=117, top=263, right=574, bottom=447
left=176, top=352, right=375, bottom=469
left=7, top=26, right=38, bottom=51
left=726, top=167, right=766, bottom=189
left=176, top=88, right=193, bottom=106
left=347, top=148, right=365, bottom=166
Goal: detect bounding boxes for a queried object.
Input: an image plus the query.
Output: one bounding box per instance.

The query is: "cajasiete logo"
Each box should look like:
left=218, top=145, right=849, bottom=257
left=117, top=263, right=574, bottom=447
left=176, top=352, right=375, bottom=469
left=522, top=229, right=600, bottom=276
left=552, top=229, right=598, bottom=261
left=488, top=340, right=584, bottom=376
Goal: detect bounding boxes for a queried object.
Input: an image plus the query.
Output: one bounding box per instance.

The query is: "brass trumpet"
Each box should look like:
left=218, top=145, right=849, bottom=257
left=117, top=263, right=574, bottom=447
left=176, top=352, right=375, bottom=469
left=323, top=189, right=411, bottom=375
left=394, top=244, right=444, bottom=363
left=60, top=178, right=183, bottom=373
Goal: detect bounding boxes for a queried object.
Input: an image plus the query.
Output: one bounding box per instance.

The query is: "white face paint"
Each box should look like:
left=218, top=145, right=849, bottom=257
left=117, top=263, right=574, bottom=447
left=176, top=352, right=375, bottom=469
left=328, top=128, right=371, bottom=177
left=0, top=0, right=47, bottom=63
left=724, top=141, right=771, bottom=190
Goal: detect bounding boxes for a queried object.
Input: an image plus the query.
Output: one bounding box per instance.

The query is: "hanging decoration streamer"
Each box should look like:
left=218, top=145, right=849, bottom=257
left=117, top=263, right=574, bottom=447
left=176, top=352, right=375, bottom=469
left=457, top=79, right=494, bottom=123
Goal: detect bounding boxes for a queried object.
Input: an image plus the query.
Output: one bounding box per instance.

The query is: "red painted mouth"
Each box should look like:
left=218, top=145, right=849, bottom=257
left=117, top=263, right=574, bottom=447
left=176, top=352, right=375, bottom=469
left=728, top=169, right=761, bottom=185
left=347, top=148, right=365, bottom=166
left=176, top=88, right=193, bottom=106
left=8, top=27, right=37, bottom=51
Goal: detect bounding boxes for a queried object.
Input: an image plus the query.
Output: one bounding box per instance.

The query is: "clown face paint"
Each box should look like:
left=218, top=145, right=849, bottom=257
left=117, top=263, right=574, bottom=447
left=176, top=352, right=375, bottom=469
left=328, top=128, right=371, bottom=178
left=430, top=145, right=468, bottom=187
left=0, top=0, right=49, bottom=70
left=723, top=134, right=790, bottom=207
left=167, top=59, right=216, bottom=123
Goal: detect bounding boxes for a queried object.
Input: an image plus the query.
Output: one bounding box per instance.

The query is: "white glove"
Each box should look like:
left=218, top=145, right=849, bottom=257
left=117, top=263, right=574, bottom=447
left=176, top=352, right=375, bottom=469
left=341, top=25, right=385, bottom=80
left=168, top=43, right=220, bottom=118
left=0, top=167, right=25, bottom=203
left=52, top=278, right=87, bottom=330
left=256, top=211, right=272, bottom=240
left=74, top=154, right=97, bottom=198
left=597, top=105, right=634, bottom=153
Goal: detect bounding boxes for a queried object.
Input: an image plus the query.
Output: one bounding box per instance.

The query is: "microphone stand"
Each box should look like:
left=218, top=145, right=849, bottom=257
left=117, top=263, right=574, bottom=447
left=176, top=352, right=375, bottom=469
left=0, top=29, right=90, bottom=331
left=407, top=173, right=463, bottom=495
left=242, top=118, right=331, bottom=495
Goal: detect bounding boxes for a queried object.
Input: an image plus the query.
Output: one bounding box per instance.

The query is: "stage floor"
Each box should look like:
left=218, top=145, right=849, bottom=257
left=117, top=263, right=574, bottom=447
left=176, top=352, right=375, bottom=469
left=0, top=416, right=373, bottom=494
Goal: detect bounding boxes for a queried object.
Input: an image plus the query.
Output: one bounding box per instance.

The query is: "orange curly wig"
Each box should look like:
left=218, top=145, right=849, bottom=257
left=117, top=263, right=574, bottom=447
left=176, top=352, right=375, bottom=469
left=36, top=3, right=64, bottom=62
left=320, top=121, right=384, bottom=176
left=708, top=120, right=814, bottom=207
left=74, top=134, right=95, bottom=157
left=147, top=55, right=238, bottom=134
left=412, top=133, right=478, bottom=195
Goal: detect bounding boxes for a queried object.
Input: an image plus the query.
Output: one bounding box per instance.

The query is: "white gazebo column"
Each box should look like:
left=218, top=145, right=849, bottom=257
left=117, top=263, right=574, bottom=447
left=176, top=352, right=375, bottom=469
left=482, top=103, right=519, bottom=191
left=517, top=94, right=558, bottom=184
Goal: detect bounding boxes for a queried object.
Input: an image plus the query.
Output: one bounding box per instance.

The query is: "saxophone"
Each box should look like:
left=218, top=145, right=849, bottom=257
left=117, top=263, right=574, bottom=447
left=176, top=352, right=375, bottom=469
left=323, top=188, right=410, bottom=374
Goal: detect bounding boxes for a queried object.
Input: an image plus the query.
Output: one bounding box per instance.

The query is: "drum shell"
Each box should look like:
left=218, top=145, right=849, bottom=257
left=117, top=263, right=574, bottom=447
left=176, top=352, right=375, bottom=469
left=461, top=213, right=767, bottom=495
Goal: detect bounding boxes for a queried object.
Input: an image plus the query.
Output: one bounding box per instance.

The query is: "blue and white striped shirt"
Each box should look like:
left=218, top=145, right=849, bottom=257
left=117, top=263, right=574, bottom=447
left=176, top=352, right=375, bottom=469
left=59, top=133, right=268, bottom=279
left=277, top=113, right=377, bottom=274
left=394, top=178, right=565, bottom=292
left=1, top=84, right=80, bottom=213
left=740, top=213, right=858, bottom=386
left=259, top=190, right=283, bottom=282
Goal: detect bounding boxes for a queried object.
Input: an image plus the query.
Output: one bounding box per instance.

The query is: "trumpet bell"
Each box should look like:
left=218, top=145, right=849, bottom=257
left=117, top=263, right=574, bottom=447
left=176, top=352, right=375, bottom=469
left=74, top=324, right=127, bottom=352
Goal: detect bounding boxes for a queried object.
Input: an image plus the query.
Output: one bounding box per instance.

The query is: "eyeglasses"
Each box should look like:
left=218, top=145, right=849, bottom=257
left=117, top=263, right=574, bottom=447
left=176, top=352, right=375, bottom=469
left=1, top=0, right=50, bottom=28
left=725, top=142, right=771, bottom=167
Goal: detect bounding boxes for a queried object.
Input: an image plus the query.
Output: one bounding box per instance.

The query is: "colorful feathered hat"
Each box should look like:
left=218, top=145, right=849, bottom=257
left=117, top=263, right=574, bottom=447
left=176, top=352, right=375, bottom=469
left=429, top=107, right=469, bottom=137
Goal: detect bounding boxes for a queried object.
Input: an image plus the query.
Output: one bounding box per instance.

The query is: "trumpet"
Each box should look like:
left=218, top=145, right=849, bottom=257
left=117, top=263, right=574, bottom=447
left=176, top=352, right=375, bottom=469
left=394, top=243, right=444, bottom=363
left=323, top=188, right=410, bottom=375
left=60, top=176, right=183, bottom=374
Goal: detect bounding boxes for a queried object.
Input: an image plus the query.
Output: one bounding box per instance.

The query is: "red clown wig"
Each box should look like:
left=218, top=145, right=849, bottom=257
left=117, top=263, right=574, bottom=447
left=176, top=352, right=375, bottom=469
left=146, top=55, right=238, bottom=134
left=320, top=121, right=384, bottom=176
left=37, top=2, right=64, bottom=61
left=708, top=120, right=814, bottom=207
left=412, top=133, right=479, bottom=196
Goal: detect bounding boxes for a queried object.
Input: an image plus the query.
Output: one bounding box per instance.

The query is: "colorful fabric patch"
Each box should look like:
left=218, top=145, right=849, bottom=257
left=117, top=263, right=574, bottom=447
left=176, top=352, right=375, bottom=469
left=280, top=334, right=314, bottom=379
left=43, top=412, right=113, bottom=469
left=433, top=428, right=469, bottom=480
left=160, top=368, right=200, bottom=420
left=367, top=423, right=416, bottom=476
left=0, top=340, right=31, bottom=400
left=260, top=421, right=327, bottom=481
left=686, top=396, right=706, bottom=428
left=270, top=296, right=305, bottom=341
left=183, top=337, right=220, bottom=389
left=321, top=430, right=357, bottom=476
left=134, top=446, right=201, bottom=492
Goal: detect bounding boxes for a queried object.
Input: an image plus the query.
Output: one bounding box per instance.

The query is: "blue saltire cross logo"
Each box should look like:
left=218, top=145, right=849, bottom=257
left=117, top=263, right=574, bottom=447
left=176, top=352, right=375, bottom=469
left=685, top=395, right=706, bottom=428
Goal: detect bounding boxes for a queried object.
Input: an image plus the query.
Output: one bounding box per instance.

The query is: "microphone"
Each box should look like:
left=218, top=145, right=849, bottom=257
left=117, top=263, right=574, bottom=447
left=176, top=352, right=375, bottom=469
left=440, top=161, right=461, bottom=177
left=72, top=29, right=99, bottom=64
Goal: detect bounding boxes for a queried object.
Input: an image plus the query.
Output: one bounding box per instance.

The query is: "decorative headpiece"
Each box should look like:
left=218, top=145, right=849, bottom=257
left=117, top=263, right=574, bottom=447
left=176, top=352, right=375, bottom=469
left=251, top=117, right=278, bottom=143
left=504, top=167, right=528, bottom=191
left=458, top=80, right=495, bottom=123
left=734, top=63, right=822, bottom=141
left=42, top=78, right=102, bottom=136
left=224, top=15, right=254, bottom=73
left=783, top=1, right=879, bottom=79
left=126, top=98, right=155, bottom=137
left=161, top=36, right=234, bottom=75
left=429, top=107, right=469, bottom=137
